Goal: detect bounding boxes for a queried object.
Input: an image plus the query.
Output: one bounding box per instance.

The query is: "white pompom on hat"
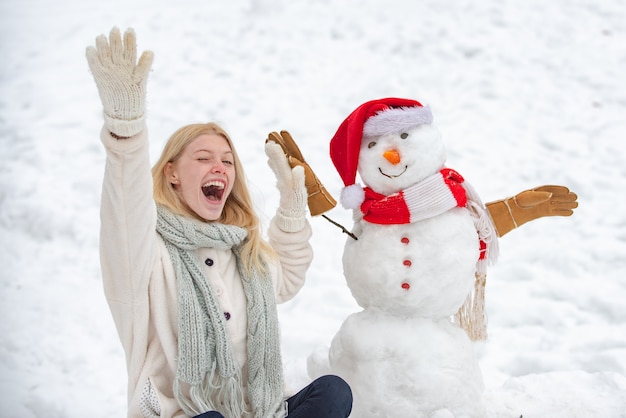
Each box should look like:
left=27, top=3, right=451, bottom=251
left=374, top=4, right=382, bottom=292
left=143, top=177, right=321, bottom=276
left=329, top=98, right=433, bottom=209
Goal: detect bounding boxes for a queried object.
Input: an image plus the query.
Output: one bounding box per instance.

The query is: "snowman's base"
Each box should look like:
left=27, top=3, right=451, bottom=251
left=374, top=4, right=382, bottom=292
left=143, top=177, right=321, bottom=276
left=323, top=309, right=486, bottom=418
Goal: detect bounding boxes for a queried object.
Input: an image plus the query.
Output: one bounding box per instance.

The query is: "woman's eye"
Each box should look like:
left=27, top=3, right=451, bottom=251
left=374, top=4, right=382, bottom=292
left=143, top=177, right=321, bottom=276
left=368, top=141, right=377, bottom=149
left=400, top=132, right=409, bottom=139
left=223, top=160, right=234, bottom=166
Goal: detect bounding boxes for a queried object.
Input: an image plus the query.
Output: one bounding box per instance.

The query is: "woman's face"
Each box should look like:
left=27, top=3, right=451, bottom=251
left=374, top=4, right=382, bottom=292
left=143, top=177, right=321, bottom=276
left=165, top=134, right=236, bottom=221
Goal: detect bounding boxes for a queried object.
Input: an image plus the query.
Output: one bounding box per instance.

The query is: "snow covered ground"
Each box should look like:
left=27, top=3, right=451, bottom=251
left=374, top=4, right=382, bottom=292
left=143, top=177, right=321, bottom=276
left=1, top=0, right=625, bottom=416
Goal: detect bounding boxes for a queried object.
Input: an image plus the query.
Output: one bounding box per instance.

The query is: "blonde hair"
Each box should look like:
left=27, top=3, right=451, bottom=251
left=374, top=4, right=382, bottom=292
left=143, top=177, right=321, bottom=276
left=152, top=122, right=274, bottom=274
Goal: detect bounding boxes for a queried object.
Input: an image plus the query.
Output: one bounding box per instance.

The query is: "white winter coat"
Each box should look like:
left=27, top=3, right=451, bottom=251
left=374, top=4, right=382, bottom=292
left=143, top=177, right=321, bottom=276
left=99, top=128, right=313, bottom=418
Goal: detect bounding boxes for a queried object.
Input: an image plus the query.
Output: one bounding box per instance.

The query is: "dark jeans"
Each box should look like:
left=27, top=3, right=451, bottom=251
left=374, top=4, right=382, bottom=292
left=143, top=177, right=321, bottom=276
left=194, top=375, right=353, bottom=418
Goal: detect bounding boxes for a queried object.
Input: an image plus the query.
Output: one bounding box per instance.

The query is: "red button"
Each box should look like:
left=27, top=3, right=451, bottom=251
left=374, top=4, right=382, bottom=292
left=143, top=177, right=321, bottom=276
left=403, top=259, right=412, bottom=267
left=401, top=237, right=410, bottom=244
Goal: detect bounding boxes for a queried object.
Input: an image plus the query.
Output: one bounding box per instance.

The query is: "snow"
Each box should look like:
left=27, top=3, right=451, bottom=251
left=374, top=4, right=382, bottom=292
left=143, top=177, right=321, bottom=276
left=1, top=0, right=625, bottom=416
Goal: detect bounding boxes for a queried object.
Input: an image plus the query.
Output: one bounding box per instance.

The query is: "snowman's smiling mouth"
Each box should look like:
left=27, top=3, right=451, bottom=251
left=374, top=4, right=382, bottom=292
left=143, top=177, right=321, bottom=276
left=379, top=166, right=408, bottom=179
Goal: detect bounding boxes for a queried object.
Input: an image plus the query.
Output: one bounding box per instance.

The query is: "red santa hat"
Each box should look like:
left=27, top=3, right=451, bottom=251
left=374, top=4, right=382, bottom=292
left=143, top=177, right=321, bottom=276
left=329, top=97, right=434, bottom=209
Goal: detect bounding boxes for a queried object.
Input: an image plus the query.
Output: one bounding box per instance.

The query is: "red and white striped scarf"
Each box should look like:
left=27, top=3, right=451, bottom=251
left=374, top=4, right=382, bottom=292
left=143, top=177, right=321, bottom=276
left=361, top=168, right=467, bottom=225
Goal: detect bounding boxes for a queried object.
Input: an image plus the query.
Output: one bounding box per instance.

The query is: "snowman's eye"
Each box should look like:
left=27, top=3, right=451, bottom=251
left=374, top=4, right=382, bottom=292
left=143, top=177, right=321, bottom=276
left=368, top=141, right=377, bottom=149
left=400, top=132, right=409, bottom=139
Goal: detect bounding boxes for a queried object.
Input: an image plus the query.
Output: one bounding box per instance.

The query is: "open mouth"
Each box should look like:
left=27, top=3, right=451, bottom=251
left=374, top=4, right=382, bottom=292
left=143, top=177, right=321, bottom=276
left=379, top=165, right=408, bottom=179
left=201, top=180, right=225, bottom=201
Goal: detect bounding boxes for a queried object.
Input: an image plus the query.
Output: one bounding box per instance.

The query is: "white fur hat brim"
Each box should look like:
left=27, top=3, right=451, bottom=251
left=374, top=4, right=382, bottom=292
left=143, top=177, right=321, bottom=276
left=363, top=105, right=433, bottom=138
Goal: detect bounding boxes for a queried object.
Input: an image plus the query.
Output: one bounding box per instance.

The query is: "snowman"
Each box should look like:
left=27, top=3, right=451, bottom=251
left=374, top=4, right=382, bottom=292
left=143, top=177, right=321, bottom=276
left=311, top=97, right=501, bottom=418
left=295, top=97, right=576, bottom=417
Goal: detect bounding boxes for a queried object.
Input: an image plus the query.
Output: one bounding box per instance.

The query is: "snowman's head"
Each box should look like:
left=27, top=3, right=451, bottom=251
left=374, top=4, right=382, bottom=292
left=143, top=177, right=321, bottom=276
left=358, top=124, right=446, bottom=196
left=330, top=98, right=447, bottom=208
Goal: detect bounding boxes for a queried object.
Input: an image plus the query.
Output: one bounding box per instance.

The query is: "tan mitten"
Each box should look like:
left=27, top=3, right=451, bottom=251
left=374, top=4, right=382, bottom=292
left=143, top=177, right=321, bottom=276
left=486, top=185, right=578, bottom=237
left=266, top=131, right=337, bottom=216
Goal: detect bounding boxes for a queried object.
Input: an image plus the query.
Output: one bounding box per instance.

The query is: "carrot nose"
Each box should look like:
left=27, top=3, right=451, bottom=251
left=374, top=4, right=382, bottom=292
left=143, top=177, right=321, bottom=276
left=383, top=149, right=401, bottom=165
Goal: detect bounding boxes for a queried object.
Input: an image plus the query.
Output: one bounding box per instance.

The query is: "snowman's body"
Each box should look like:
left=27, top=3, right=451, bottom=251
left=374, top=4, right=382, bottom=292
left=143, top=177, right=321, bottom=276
left=342, top=209, right=478, bottom=319
left=317, top=101, right=493, bottom=417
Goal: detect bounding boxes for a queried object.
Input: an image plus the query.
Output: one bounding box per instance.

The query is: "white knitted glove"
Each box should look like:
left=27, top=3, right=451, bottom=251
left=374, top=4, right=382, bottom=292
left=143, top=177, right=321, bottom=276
left=265, top=141, right=308, bottom=232
left=86, top=27, right=153, bottom=137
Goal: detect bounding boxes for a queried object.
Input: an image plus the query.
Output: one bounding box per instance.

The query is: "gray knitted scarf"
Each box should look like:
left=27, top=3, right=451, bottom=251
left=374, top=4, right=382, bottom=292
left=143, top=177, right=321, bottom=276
left=155, top=205, right=287, bottom=418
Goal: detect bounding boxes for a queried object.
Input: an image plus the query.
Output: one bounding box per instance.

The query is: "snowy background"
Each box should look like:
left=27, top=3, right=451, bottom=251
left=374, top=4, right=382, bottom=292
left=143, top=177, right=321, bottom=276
left=1, top=0, right=625, bottom=416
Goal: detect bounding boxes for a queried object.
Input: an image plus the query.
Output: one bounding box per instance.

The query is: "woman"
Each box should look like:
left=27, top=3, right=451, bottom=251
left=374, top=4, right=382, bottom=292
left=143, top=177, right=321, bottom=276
left=86, top=27, right=352, bottom=418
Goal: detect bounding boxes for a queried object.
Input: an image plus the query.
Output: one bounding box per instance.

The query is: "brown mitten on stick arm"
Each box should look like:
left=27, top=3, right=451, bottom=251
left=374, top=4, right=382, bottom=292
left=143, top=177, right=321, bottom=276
left=486, top=185, right=579, bottom=237
left=266, top=131, right=337, bottom=216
